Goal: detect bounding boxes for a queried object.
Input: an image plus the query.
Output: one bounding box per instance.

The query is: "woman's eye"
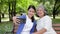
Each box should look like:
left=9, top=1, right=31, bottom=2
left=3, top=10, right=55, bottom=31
left=29, top=11, right=31, bottom=12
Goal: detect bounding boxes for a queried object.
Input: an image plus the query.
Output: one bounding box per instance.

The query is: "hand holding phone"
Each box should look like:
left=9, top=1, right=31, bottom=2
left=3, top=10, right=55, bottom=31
left=17, top=17, right=26, bottom=24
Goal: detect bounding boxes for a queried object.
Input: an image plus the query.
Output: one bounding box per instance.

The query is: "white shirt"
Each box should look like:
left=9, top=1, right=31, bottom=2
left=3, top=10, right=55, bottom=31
left=36, top=15, right=57, bottom=34
left=21, top=15, right=33, bottom=34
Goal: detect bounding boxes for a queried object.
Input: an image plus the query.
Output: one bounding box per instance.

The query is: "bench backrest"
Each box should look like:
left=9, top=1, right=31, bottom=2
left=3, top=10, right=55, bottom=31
left=12, top=24, right=60, bottom=34
left=53, top=24, right=60, bottom=34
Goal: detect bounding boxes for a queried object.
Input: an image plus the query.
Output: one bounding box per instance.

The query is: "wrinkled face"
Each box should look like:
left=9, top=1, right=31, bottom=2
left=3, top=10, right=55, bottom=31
left=36, top=8, right=44, bottom=17
left=28, top=8, right=35, bottom=18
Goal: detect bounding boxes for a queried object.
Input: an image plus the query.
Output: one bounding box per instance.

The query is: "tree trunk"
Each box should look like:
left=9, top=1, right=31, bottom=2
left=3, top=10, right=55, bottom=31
left=0, top=5, right=1, bottom=23
left=9, top=0, right=16, bottom=21
left=2, top=13, right=4, bottom=18
left=8, top=2, right=11, bottom=21
left=14, top=0, right=16, bottom=16
left=53, top=11, right=55, bottom=19
left=0, top=13, right=1, bottom=23
left=53, top=0, right=58, bottom=19
left=53, top=0, right=59, bottom=19
left=12, top=0, right=16, bottom=16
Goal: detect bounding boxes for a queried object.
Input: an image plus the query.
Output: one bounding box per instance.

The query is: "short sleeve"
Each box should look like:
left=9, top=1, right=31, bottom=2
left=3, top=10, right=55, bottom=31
left=43, top=17, right=52, bottom=31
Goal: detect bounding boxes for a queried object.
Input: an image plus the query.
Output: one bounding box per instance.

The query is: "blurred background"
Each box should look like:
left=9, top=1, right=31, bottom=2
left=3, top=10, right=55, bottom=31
left=0, top=0, right=60, bottom=34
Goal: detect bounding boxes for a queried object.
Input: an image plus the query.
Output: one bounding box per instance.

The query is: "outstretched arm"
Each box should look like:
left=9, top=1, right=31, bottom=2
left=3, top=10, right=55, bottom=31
left=33, top=28, right=46, bottom=34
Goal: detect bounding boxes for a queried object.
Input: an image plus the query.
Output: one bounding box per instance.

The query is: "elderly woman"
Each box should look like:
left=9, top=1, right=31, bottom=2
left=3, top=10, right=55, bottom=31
left=33, top=5, right=57, bottom=34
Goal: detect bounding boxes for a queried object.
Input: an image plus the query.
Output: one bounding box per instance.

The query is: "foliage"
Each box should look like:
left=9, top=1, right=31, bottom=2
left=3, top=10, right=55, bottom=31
left=0, top=0, right=60, bottom=15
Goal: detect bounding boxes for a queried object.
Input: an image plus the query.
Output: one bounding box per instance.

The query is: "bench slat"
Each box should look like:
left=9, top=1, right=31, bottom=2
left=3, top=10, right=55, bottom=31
left=53, top=24, right=60, bottom=27
left=53, top=27, right=60, bottom=31
left=56, top=31, right=60, bottom=34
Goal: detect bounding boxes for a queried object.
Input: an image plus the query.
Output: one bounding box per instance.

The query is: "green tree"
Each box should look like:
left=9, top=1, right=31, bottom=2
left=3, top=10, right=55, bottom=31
left=53, top=0, right=60, bottom=19
left=0, top=0, right=3, bottom=23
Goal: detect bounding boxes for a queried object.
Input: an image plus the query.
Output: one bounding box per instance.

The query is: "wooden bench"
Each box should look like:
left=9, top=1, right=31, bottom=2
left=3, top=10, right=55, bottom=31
left=12, top=24, right=60, bottom=34
left=53, top=24, right=60, bottom=34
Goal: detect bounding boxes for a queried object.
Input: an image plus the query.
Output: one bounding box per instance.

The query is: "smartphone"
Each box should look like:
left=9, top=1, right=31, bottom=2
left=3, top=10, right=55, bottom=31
left=17, top=17, right=26, bottom=24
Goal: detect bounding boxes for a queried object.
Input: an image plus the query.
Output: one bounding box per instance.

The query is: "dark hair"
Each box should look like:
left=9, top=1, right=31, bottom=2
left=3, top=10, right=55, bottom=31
left=28, top=5, right=36, bottom=11
left=28, top=5, right=36, bottom=22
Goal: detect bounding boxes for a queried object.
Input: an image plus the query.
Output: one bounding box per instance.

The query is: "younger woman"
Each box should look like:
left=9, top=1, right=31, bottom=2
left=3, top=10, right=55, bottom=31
left=13, top=5, right=36, bottom=34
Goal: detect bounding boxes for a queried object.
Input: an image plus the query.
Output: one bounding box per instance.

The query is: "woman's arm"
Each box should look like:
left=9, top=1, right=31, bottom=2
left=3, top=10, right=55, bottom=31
left=33, top=17, right=52, bottom=34
left=33, top=28, right=46, bottom=34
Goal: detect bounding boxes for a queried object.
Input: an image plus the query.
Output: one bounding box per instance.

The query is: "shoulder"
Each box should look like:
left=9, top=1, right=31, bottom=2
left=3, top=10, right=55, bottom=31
left=44, top=15, right=52, bottom=23
left=41, top=15, right=52, bottom=23
left=44, top=15, right=51, bottom=20
left=44, top=15, right=50, bottom=18
left=19, top=15, right=26, bottom=19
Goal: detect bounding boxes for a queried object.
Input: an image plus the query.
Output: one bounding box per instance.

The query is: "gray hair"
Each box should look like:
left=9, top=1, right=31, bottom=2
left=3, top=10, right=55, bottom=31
left=37, top=5, right=48, bottom=15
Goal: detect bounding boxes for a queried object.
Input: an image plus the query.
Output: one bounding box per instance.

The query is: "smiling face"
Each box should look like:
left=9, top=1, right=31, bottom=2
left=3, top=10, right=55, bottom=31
left=36, top=8, right=45, bottom=18
left=28, top=8, right=35, bottom=18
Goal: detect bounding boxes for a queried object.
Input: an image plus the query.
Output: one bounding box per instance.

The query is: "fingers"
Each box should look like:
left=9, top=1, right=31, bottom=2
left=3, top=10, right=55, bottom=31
left=13, top=16, right=21, bottom=24
left=16, top=19, right=20, bottom=24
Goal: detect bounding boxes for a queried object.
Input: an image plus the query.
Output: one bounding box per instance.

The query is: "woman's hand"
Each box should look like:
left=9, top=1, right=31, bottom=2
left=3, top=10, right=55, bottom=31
left=32, top=33, right=37, bottom=34
left=13, top=16, right=20, bottom=24
left=16, top=18, right=20, bottom=24
left=32, top=32, right=39, bottom=34
left=32, top=32, right=43, bottom=34
left=32, top=28, right=46, bottom=34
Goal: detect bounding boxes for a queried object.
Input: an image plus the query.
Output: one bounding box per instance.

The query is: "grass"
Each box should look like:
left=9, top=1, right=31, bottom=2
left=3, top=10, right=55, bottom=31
left=52, top=19, right=60, bottom=24
left=0, top=21, right=13, bottom=34
left=51, top=15, right=60, bottom=23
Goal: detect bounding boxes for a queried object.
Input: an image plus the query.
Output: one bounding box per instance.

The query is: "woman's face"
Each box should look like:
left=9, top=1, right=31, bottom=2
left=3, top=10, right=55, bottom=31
left=36, top=8, right=44, bottom=18
left=28, top=8, right=35, bottom=18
